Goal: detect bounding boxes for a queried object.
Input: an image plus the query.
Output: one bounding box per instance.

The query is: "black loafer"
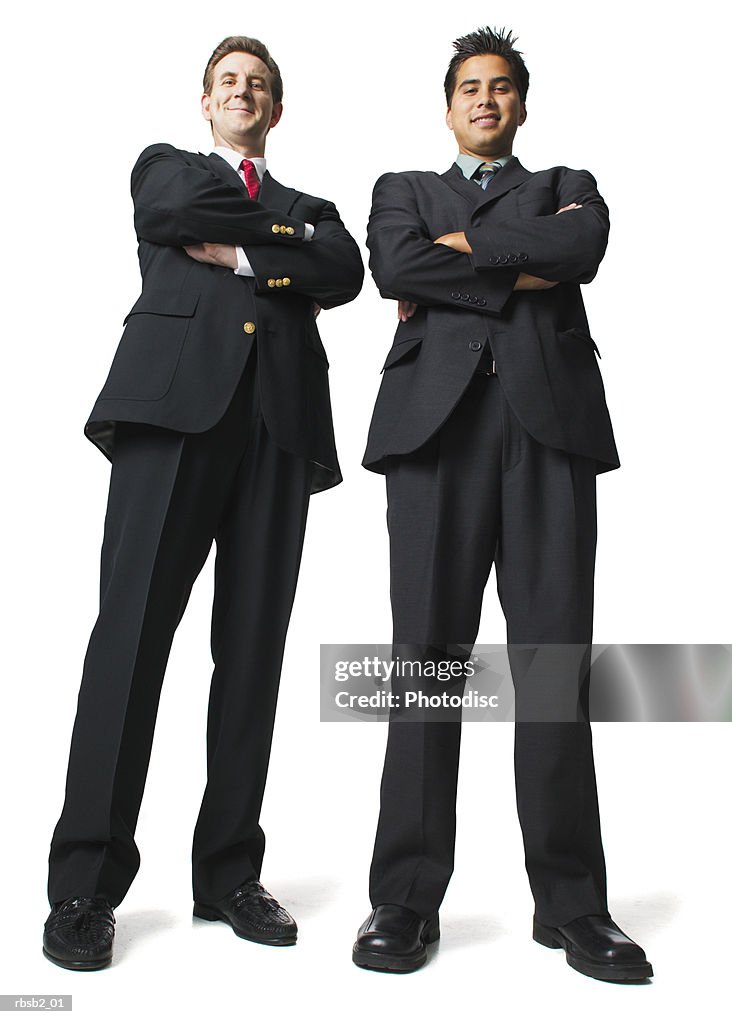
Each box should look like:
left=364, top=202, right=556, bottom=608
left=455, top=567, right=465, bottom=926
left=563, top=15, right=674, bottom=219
left=43, top=897, right=115, bottom=971
left=352, top=904, right=440, bottom=972
left=193, top=879, right=297, bottom=946
left=533, top=913, right=653, bottom=981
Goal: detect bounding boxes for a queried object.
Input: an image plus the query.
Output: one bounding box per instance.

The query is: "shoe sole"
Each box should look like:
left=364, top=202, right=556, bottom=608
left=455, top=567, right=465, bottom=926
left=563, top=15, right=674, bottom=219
left=192, top=902, right=297, bottom=946
left=533, top=920, right=653, bottom=982
left=352, top=919, right=440, bottom=973
left=42, top=946, right=112, bottom=971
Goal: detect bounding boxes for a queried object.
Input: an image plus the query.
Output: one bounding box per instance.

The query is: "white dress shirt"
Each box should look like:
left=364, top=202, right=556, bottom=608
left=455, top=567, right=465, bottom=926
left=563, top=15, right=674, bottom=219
left=210, top=146, right=314, bottom=277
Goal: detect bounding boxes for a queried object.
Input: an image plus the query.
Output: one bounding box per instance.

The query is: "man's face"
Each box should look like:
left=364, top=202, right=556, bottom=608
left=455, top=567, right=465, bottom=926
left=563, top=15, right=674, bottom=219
left=201, top=51, right=282, bottom=154
left=446, top=54, right=526, bottom=159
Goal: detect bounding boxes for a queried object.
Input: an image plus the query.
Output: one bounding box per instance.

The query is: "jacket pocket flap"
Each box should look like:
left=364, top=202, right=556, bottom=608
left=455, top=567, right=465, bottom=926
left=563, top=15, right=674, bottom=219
left=381, top=336, right=423, bottom=372
left=560, top=327, right=601, bottom=358
left=124, top=290, right=200, bottom=323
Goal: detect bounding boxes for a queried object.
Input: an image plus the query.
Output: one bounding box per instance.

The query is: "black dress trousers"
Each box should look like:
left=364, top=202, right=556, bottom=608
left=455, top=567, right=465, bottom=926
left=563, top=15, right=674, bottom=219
left=368, top=369, right=609, bottom=928
left=48, top=344, right=312, bottom=908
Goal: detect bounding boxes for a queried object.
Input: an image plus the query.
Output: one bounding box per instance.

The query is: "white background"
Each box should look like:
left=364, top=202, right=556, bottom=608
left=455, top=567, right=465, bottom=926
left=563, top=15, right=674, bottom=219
left=1, top=0, right=730, bottom=1019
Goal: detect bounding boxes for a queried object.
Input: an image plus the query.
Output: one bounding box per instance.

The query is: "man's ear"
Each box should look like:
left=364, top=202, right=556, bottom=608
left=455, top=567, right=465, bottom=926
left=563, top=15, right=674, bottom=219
left=268, top=101, right=283, bottom=131
left=201, top=93, right=212, bottom=122
left=519, top=102, right=527, bottom=126
left=446, top=107, right=453, bottom=131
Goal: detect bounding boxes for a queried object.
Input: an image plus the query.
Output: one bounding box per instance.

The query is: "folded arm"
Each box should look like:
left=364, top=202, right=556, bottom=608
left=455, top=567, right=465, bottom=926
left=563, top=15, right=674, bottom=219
left=131, top=143, right=308, bottom=246
left=367, top=172, right=518, bottom=316
left=465, top=168, right=610, bottom=284
left=244, top=201, right=364, bottom=309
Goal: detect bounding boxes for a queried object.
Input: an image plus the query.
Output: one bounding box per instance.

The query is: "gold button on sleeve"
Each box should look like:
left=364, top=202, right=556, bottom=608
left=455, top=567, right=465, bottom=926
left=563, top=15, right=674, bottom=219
left=275, top=278, right=283, bottom=287
left=243, top=322, right=256, bottom=334
left=282, top=277, right=291, bottom=286
left=271, top=224, right=280, bottom=234
left=286, top=226, right=295, bottom=236
left=267, top=278, right=276, bottom=288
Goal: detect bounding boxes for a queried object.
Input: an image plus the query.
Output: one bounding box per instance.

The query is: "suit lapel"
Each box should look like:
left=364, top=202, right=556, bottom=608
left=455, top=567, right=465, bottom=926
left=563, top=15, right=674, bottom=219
left=440, top=162, right=483, bottom=204
left=258, top=170, right=300, bottom=215
left=203, top=153, right=300, bottom=215
left=440, top=156, right=533, bottom=214
left=205, top=150, right=250, bottom=197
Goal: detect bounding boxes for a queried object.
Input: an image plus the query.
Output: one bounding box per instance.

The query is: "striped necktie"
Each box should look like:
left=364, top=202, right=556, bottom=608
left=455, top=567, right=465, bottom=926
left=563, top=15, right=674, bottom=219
left=474, top=161, right=502, bottom=190
left=239, top=158, right=261, bottom=200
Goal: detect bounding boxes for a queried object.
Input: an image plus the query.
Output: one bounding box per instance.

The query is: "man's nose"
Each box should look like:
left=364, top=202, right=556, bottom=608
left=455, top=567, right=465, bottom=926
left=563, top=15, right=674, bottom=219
left=477, top=89, right=497, bottom=107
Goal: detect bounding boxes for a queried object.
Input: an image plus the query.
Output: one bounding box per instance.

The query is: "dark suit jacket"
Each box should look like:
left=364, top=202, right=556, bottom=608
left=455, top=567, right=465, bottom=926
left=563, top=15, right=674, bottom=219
left=362, top=157, right=619, bottom=475
left=86, top=143, right=364, bottom=493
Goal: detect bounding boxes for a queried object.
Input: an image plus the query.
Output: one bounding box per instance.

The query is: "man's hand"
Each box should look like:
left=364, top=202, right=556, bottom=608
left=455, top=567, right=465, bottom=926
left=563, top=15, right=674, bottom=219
left=513, top=273, right=559, bottom=291
left=184, top=242, right=238, bottom=269
left=556, top=202, right=582, bottom=214
left=433, top=231, right=472, bottom=253
left=397, top=300, right=417, bottom=321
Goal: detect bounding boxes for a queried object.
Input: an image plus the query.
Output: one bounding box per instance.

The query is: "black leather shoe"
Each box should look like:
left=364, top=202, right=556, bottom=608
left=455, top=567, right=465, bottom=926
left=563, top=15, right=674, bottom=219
left=43, top=897, right=115, bottom=971
left=193, top=880, right=297, bottom=946
left=533, top=913, right=653, bottom=981
left=352, top=904, right=440, bottom=972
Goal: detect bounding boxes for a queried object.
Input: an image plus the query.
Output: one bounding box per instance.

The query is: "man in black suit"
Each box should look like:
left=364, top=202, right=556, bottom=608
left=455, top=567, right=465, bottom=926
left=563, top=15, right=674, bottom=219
left=352, top=27, right=652, bottom=982
left=43, top=35, right=363, bottom=970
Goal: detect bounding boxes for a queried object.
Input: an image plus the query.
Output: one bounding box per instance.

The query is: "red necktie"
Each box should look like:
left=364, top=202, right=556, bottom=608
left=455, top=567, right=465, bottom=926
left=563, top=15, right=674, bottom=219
left=240, top=158, right=261, bottom=200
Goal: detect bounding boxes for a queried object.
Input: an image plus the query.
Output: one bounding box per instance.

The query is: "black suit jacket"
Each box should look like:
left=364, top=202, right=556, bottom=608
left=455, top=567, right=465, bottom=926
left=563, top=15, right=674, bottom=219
left=362, top=157, right=619, bottom=475
left=86, top=143, right=364, bottom=493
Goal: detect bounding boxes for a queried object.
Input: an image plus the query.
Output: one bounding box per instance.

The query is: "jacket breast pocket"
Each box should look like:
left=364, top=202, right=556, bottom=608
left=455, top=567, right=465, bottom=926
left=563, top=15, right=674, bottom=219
left=515, top=184, right=556, bottom=217
left=381, top=335, right=422, bottom=372
left=103, top=290, right=200, bottom=401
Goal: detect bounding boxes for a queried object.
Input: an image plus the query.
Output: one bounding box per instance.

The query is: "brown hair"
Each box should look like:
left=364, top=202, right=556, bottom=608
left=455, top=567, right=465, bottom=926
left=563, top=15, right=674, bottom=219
left=203, top=36, right=283, bottom=105
left=444, top=26, right=529, bottom=106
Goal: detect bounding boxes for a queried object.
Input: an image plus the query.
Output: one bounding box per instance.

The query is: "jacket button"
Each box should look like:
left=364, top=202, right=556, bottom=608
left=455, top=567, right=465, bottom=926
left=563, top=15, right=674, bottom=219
left=286, top=226, right=295, bottom=236
left=271, top=224, right=281, bottom=234
left=282, top=277, right=291, bottom=286
left=498, top=255, right=508, bottom=264
left=267, top=278, right=276, bottom=288
left=478, top=299, right=486, bottom=306
left=451, top=290, right=460, bottom=299
left=509, top=254, right=518, bottom=263
left=519, top=253, right=528, bottom=261
left=469, top=341, right=482, bottom=352
left=243, top=322, right=256, bottom=334
left=469, top=295, right=478, bottom=304
left=275, top=278, right=283, bottom=287
left=461, top=292, right=470, bottom=301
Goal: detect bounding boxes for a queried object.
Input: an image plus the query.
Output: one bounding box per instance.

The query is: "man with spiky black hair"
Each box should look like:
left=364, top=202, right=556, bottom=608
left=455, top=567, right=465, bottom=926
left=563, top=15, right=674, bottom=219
left=352, top=26, right=652, bottom=982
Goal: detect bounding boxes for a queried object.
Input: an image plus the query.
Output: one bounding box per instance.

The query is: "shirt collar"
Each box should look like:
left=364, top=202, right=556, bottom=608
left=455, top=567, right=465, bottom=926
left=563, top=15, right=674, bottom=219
left=211, top=145, right=266, bottom=181
left=456, top=152, right=513, bottom=181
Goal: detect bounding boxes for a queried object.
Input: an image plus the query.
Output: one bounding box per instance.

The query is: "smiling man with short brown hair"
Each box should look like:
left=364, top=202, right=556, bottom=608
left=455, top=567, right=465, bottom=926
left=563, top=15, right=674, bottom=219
left=43, top=34, right=362, bottom=971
